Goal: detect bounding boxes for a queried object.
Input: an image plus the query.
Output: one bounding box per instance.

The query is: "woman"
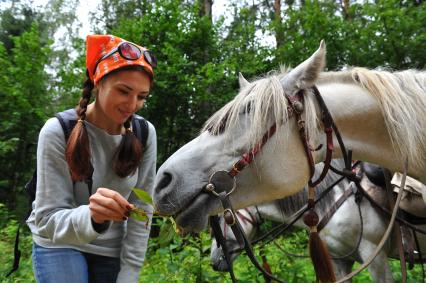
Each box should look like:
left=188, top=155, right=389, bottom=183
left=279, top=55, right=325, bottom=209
left=26, top=34, right=157, bottom=283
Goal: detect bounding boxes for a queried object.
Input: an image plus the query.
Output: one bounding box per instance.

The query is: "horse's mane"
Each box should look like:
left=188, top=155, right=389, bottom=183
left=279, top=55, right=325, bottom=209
left=203, top=67, right=426, bottom=168
left=319, top=68, right=426, bottom=168
left=274, top=159, right=348, bottom=218
left=202, top=67, right=321, bottom=150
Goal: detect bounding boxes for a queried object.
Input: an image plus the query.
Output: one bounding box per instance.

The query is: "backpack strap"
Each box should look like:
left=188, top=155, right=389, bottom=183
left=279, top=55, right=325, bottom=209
left=132, top=114, right=149, bottom=148
left=55, top=109, right=78, bottom=141
left=8, top=109, right=80, bottom=278
left=8, top=110, right=149, bottom=278
left=55, top=109, right=93, bottom=194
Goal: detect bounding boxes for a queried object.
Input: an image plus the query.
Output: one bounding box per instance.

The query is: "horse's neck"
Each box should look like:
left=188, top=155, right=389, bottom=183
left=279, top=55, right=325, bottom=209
left=255, top=202, right=317, bottom=228
left=317, top=83, right=424, bottom=183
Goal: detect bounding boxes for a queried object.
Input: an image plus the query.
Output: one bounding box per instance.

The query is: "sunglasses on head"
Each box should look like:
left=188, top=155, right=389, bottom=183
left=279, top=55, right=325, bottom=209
left=93, top=41, right=157, bottom=74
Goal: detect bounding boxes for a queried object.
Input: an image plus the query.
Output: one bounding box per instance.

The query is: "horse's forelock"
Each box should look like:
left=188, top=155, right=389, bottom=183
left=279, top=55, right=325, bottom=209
left=202, top=69, right=322, bottom=152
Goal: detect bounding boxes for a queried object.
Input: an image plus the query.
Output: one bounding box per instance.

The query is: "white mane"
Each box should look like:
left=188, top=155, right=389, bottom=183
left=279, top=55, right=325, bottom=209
left=202, top=68, right=320, bottom=151
left=320, top=68, right=426, bottom=168
left=203, top=68, right=426, bottom=168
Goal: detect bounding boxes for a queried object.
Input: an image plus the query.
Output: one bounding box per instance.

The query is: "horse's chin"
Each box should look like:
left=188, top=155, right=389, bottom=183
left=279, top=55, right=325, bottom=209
left=174, top=193, right=220, bottom=232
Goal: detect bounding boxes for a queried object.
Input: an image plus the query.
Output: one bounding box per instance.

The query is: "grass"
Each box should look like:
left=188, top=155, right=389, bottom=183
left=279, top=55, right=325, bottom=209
left=1, top=204, right=425, bottom=283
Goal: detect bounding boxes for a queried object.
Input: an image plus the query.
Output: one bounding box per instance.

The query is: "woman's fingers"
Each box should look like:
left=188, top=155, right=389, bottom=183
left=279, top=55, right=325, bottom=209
left=89, top=201, right=127, bottom=223
left=97, top=187, right=131, bottom=210
left=89, top=188, right=132, bottom=222
left=89, top=193, right=126, bottom=216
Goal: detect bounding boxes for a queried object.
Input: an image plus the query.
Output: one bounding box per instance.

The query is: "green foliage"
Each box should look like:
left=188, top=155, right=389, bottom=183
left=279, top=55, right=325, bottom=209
left=1, top=203, right=425, bottom=282
left=130, top=188, right=152, bottom=222
left=132, top=188, right=153, bottom=205
left=1, top=0, right=425, bottom=281
left=0, top=204, right=35, bottom=282
left=275, top=0, right=426, bottom=69
left=0, top=21, right=52, bottom=206
left=2, top=0, right=424, bottom=205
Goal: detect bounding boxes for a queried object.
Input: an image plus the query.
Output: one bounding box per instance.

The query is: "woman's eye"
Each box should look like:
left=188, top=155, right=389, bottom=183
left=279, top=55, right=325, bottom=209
left=118, top=89, right=128, bottom=95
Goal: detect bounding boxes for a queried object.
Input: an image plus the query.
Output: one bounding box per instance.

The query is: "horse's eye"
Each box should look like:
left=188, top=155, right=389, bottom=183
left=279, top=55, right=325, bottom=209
left=241, top=101, right=253, bottom=114
left=206, top=112, right=229, bottom=136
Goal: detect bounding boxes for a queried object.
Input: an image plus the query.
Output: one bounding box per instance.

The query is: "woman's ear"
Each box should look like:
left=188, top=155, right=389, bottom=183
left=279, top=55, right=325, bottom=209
left=92, top=85, right=100, bottom=99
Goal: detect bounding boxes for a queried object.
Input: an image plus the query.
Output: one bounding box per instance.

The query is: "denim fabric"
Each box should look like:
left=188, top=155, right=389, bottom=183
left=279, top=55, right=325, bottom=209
left=32, top=243, right=120, bottom=283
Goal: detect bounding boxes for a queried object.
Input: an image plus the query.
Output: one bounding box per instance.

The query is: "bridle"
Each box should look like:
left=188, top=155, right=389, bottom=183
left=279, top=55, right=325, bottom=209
left=205, top=85, right=410, bottom=283
left=206, top=85, right=347, bottom=283
left=220, top=209, right=258, bottom=242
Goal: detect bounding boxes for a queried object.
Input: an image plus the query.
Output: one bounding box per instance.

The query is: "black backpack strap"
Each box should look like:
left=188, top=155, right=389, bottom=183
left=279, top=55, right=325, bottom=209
left=132, top=114, right=149, bottom=148
left=5, top=224, right=22, bottom=277
left=55, top=109, right=93, bottom=194
left=8, top=109, right=83, bottom=278
left=55, top=109, right=78, bottom=141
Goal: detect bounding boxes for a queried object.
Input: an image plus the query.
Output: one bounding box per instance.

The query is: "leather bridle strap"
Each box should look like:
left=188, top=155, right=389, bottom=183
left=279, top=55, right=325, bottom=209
left=335, top=159, right=409, bottom=283
left=250, top=167, right=356, bottom=248
left=206, top=86, right=343, bottom=282
left=309, top=86, right=335, bottom=187
left=229, top=124, right=277, bottom=177
left=228, top=86, right=335, bottom=185
left=216, top=191, right=287, bottom=283
left=317, top=184, right=354, bottom=232
left=209, top=215, right=238, bottom=283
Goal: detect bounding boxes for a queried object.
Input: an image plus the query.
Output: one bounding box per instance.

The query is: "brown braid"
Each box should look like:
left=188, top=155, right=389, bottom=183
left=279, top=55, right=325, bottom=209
left=65, top=70, right=94, bottom=182
left=113, top=116, right=143, bottom=178
left=67, top=67, right=147, bottom=181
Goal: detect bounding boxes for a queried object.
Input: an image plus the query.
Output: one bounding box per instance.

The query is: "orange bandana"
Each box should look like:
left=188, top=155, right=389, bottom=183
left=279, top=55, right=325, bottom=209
left=86, top=34, right=155, bottom=85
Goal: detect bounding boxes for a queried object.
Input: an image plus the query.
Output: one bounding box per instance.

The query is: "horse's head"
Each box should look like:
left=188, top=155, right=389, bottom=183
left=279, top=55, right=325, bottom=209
left=154, top=42, right=327, bottom=232
left=210, top=208, right=259, bottom=271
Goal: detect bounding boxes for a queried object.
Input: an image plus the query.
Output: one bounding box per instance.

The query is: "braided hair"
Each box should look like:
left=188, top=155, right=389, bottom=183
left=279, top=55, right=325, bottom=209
left=66, top=69, right=143, bottom=182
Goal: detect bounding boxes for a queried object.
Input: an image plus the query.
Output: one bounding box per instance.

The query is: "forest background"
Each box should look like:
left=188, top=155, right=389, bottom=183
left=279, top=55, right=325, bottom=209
left=0, top=0, right=425, bottom=282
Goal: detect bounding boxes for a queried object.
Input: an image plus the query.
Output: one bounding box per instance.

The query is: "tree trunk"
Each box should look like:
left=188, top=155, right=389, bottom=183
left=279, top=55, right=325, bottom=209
left=340, top=0, right=351, bottom=20
left=274, top=0, right=284, bottom=49
left=199, top=0, right=213, bottom=19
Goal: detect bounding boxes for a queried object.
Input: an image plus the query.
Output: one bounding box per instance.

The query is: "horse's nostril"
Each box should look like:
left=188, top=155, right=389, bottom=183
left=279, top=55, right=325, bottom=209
left=157, top=172, right=172, bottom=190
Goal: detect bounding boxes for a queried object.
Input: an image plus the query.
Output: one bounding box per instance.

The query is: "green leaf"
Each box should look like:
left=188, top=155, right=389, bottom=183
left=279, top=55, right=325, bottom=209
left=158, top=220, right=177, bottom=247
left=132, top=188, right=153, bottom=205
left=129, top=207, right=149, bottom=222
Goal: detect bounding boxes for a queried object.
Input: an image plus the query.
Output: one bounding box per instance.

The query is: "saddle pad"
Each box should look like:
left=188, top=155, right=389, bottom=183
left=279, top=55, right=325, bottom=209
left=392, top=172, right=426, bottom=218
left=392, top=173, right=426, bottom=196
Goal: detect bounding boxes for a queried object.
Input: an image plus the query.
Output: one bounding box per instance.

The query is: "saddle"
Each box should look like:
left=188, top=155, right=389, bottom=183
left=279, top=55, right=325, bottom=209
left=363, top=162, right=426, bottom=219
left=392, top=172, right=426, bottom=218
left=362, top=165, right=426, bottom=269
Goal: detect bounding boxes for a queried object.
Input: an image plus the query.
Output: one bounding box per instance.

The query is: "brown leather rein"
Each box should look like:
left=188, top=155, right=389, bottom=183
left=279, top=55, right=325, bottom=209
left=207, top=86, right=350, bottom=283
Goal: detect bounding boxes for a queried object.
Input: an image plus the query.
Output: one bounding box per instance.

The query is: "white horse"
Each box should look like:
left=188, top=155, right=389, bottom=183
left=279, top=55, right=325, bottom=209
left=153, top=41, right=426, bottom=233
left=210, top=162, right=426, bottom=283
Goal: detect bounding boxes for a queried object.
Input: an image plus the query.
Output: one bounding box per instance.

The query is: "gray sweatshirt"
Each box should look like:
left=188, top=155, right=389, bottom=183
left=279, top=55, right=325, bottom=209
left=26, top=117, right=157, bottom=283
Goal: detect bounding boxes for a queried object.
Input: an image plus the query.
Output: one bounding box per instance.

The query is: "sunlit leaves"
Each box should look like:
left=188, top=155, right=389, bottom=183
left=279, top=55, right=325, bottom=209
left=129, top=188, right=153, bottom=223
left=132, top=188, right=153, bottom=205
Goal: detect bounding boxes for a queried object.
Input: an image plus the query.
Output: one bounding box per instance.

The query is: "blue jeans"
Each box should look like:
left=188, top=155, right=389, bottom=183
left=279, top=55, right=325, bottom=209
left=32, top=243, right=120, bottom=283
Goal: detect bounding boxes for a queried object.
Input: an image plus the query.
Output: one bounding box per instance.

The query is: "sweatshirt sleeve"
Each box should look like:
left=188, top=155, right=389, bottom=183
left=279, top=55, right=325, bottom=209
left=33, top=118, right=109, bottom=245
left=116, top=122, right=157, bottom=283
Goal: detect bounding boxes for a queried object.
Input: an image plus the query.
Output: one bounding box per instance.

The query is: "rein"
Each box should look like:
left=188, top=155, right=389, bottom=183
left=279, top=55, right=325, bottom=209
left=206, top=85, right=409, bottom=282
left=335, top=159, right=409, bottom=283
left=207, top=86, right=340, bottom=282
left=225, top=162, right=362, bottom=256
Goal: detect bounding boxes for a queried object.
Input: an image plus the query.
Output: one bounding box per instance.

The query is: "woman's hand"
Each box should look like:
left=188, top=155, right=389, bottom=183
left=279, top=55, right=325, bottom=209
left=89, top=188, right=134, bottom=223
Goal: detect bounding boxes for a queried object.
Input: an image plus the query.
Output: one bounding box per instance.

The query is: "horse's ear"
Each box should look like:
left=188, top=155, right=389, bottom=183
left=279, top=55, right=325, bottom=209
left=238, top=72, right=249, bottom=89
left=281, top=40, right=326, bottom=95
